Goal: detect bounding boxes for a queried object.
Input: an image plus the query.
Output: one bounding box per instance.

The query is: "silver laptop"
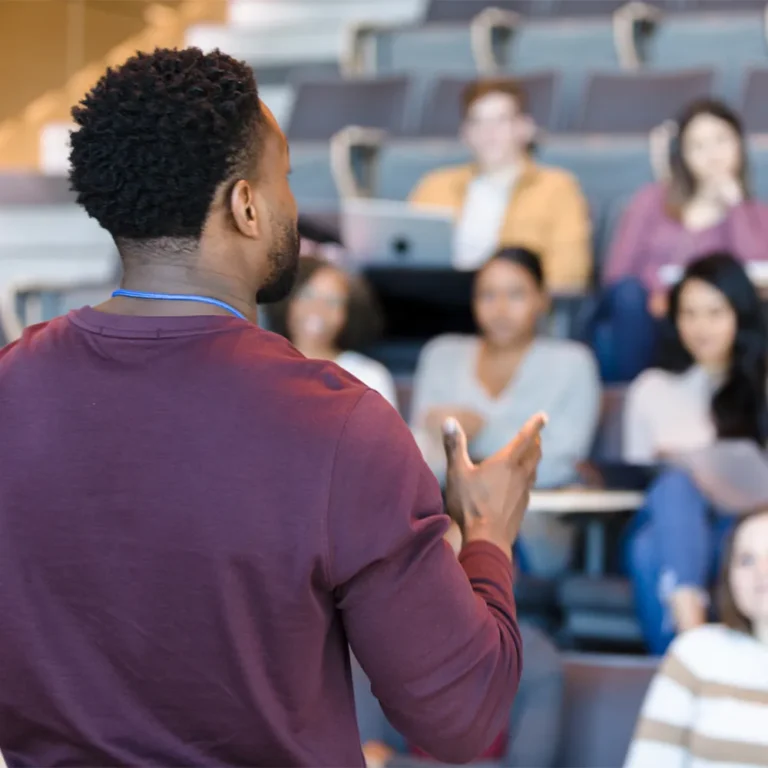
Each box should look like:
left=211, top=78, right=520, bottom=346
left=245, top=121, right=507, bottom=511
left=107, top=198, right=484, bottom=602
left=341, top=198, right=455, bottom=269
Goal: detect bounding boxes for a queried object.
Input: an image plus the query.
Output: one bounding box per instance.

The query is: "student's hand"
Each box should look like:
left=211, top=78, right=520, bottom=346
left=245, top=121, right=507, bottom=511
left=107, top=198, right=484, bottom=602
left=647, top=290, right=669, bottom=318
left=425, top=407, right=485, bottom=443
left=443, top=412, right=546, bottom=558
left=362, top=741, right=394, bottom=768
left=700, top=175, right=743, bottom=209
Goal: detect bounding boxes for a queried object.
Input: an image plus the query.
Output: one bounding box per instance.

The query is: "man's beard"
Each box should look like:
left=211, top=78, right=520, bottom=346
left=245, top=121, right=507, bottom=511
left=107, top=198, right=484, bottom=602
left=256, top=219, right=300, bottom=305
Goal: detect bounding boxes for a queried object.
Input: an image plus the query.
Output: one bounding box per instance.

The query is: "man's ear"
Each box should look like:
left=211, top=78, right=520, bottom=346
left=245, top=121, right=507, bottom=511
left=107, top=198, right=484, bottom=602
left=230, top=179, right=260, bottom=239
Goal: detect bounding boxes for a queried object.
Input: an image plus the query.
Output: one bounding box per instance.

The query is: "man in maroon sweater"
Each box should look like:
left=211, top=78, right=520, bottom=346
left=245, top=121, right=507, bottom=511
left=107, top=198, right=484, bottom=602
left=0, top=48, right=543, bottom=767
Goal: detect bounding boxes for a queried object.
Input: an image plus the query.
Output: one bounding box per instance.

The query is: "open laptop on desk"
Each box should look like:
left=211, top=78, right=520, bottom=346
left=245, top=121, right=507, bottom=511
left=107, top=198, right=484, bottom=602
left=341, top=199, right=455, bottom=269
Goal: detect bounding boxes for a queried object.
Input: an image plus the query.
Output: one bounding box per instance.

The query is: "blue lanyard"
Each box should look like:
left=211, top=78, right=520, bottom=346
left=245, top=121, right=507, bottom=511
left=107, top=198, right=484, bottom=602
left=111, top=289, right=248, bottom=321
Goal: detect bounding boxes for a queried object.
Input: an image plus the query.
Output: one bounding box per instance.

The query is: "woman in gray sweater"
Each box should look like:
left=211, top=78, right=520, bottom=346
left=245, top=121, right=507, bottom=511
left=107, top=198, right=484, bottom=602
left=411, top=247, right=601, bottom=575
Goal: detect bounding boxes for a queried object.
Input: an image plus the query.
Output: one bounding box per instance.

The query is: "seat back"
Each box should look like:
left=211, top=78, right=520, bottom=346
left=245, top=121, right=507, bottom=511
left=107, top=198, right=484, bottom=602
left=597, top=192, right=634, bottom=281
left=684, top=0, right=768, bottom=11
left=374, top=139, right=472, bottom=200
left=590, top=386, right=628, bottom=463
left=0, top=204, right=111, bottom=249
left=424, top=0, right=543, bottom=22
left=577, top=69, right=714, bottom=133
left=550, top=0, right=672, bottom=13
left=645, top=11, right=768, bottom=102
left=362, top=23, right=482, bottom=78
left=557, top=653, right=657, bottom=768
left=0, top=174, right=76, bottom=205
left=286, top=77, right=410, bottom=141
left=415, top=71, right=559, bottom=138
left=503, top=17, right=625, bottom=129
left=749, top=134, right=768, bottom=200
left=537, top=135, right=653, bottom=202
left=741, top=68, right=768, bottom=133
left=287, top=142, right=339, bottom=205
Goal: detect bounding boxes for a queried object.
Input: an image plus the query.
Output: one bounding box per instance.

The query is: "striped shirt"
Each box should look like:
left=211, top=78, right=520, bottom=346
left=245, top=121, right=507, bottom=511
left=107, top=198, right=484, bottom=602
left=625, top=625, right=768, bottom=768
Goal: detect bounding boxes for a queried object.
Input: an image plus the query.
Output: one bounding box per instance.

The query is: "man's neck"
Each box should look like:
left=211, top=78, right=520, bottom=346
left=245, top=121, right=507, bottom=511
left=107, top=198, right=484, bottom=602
left=107, top=263, right=258, bottom=322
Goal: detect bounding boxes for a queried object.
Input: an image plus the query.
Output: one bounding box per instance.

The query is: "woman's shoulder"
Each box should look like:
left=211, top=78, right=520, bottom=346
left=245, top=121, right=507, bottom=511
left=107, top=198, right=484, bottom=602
left=627, top=367, right=682, bottom=399
left=336, top=351, right=397, bottom=402
left=667, top=624, right=763, bottom=683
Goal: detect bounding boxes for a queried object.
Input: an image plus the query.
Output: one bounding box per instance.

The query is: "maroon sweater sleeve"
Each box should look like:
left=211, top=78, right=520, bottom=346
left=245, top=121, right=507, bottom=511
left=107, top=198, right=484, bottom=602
left=327, top=391, right=523, bottom=764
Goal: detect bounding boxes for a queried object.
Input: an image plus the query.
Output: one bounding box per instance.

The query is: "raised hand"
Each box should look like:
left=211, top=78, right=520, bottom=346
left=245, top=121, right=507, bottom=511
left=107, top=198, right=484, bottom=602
left=442, top=412, right=546, bottom=558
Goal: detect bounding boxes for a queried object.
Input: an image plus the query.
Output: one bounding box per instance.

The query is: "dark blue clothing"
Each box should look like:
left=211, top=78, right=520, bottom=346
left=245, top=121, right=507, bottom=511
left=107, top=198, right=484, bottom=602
left=583, top=278, right=659, bottom=383
left=624, top=469, right=735, bottom=654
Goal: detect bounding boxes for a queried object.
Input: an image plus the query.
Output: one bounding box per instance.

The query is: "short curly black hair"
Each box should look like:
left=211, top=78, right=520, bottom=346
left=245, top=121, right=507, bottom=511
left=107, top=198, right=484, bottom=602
left=266, top=257, right=385, bottom=352
left=69, top=47, right=263, bottom=242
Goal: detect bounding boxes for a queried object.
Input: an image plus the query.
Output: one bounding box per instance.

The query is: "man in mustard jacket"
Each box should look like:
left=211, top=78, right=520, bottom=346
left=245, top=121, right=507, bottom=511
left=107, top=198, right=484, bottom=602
left=409, top=79, right=592, bottom=292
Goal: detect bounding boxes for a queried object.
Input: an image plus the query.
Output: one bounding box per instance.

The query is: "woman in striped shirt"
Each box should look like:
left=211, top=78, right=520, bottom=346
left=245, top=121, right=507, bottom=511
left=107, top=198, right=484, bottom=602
left=625, top=509, right=768, bottom=767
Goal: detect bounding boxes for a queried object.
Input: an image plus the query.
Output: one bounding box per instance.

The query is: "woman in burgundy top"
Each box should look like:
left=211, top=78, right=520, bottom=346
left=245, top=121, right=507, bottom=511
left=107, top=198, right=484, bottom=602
left=588, top=99, right=768, bottom=382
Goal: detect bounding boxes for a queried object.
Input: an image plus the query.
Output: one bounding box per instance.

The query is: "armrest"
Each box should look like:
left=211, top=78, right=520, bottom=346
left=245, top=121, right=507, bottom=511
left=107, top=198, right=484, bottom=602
left=469, top=7, right=520, bottom=74
left=330, top=125, right=386, bottom=199
left=342, top=20, right=401, bottom=77
left=649, top=119, right=677, bottom=182
left=612, top=1, right=662, bottom=70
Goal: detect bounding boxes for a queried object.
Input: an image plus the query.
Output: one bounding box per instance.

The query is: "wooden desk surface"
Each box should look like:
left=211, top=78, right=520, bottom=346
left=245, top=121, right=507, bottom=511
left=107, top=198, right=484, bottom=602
left=528, top=489, right=644, bottom=514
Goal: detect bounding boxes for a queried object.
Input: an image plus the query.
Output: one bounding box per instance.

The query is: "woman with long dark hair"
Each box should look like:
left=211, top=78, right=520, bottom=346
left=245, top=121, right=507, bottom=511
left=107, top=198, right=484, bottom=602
left=626, top=509, right=768, bottom=767
left=590, top=98, right=768, bottom=382
left=624, top=252, right=768, bottom=653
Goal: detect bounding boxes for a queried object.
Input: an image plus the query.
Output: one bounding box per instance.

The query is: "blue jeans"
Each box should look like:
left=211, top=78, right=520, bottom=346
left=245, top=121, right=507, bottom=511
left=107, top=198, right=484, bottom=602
left=624, top=469, right=735, bottom=654
left=583, top=277, right=659, bottom=383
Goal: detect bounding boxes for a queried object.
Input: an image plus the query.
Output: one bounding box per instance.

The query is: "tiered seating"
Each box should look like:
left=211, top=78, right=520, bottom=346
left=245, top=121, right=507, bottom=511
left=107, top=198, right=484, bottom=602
left=424, top=0, right=540, bottom=22
left=644, top=8, right=768, bottom=102
left=414, top=71, right=559, bottom=137
left=741, top=68, right=768, bottom=132
left=284, top=1, right=768, bottom=267
left=286, top=77, right=410, bottom=208
left=0, top=174, right=118, bottom=342
left=287, top=77, right=410, bottom=140
left=373, top=139, right=470, bottom=200
left=424, top=0, right=677, bottom=21
left=350, top=22, right=484, bottom=78
left=499, top=13, right=638, bottom=129
left=576, top=69, right=714, bottom=132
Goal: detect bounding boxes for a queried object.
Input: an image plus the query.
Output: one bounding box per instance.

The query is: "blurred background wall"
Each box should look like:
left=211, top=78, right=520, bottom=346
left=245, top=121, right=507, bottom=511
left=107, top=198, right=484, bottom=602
left=0, top=0, right=225, bottom=169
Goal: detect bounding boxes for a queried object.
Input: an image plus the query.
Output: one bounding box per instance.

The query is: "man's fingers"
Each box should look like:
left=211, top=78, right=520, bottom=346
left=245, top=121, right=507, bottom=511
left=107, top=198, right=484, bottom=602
left=520, top=437, right=542, bottom=477
left=516, top=412, right=548, bottom=450
left=443, top=417, right=472, bottom=472
left=497, top=412, right=547, bottom=465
